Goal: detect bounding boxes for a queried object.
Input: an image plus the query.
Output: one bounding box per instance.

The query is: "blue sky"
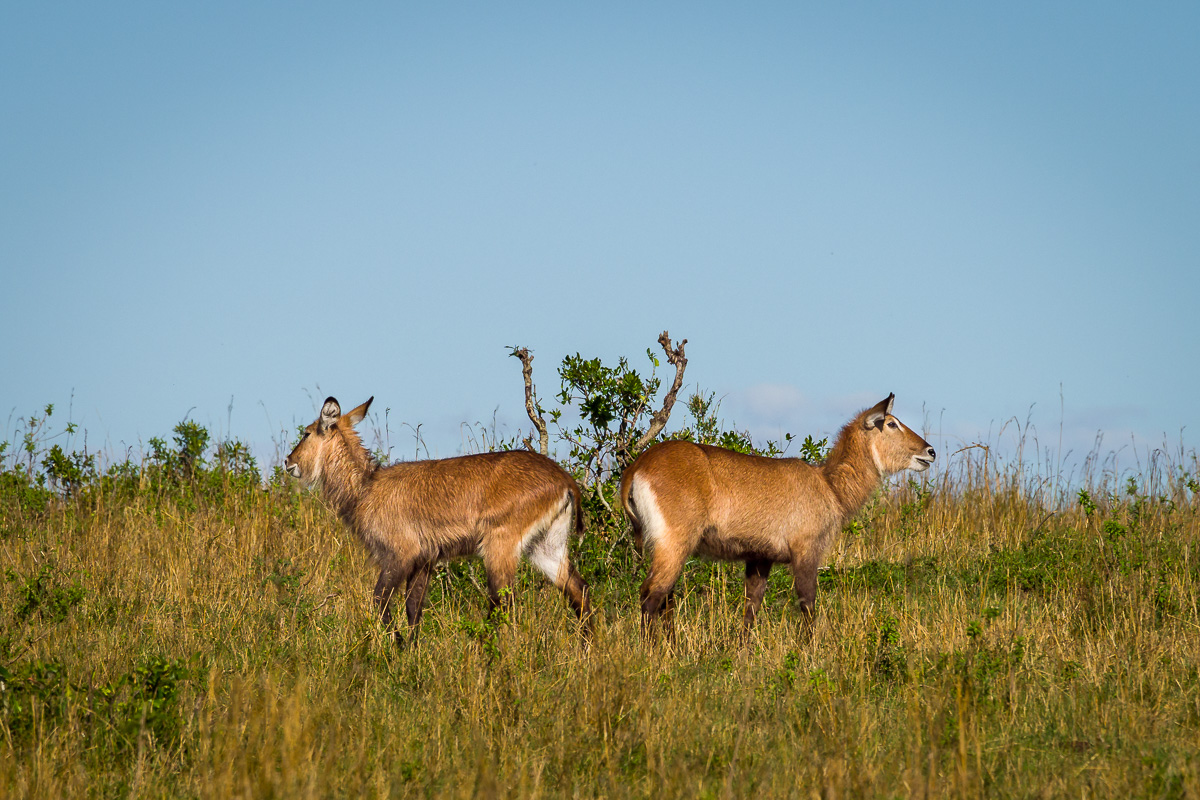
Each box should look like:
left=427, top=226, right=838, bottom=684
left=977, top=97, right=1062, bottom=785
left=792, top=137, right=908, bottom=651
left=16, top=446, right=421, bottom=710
left=3, top=3, right=1198, bottom=475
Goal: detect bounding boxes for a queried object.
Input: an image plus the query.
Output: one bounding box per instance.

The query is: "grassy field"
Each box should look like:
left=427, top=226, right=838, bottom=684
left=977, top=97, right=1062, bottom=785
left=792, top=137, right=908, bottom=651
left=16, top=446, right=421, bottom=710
left=1, top=428, right=1199, bottom=798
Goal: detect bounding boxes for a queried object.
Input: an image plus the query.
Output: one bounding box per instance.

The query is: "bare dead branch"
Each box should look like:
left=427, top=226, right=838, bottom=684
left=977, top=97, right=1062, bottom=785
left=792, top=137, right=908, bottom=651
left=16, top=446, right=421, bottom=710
left=509, top=347, right=549, bottom=457
left=631, top=331, right=688, bottom=457
left=591, top=476, right=616, bottom=518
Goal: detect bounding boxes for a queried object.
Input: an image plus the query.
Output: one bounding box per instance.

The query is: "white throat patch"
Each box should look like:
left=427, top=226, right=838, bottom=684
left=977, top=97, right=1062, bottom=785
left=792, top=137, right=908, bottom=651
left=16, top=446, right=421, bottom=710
left=309, top=446, right=324, bottom=485
left=869, top=439, right=886, bottom=478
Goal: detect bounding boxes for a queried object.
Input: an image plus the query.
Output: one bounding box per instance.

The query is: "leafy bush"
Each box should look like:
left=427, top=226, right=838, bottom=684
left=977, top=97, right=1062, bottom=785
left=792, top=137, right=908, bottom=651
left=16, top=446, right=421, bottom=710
left=7, top=563, right=86, bottom=623
left=0, top=655, right=190, bottom=755
left=42, top=443, right=96, bottom=495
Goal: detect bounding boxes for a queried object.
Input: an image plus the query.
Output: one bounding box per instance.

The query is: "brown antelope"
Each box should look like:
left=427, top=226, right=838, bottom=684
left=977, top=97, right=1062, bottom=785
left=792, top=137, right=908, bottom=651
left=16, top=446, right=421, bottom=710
left=619, top=393, right=935, bottom=636
left=285, top=396, right=592, bottom=644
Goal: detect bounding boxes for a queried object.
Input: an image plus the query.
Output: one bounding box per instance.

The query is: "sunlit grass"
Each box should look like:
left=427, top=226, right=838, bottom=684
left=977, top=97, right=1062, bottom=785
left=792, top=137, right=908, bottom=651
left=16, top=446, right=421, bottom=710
left=2, top=446, right=1199, bottom=798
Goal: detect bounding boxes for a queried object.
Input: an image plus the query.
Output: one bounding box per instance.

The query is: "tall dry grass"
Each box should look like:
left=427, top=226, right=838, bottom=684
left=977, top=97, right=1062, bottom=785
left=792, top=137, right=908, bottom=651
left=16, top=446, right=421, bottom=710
left=1, top=440, right=1199, bottom=798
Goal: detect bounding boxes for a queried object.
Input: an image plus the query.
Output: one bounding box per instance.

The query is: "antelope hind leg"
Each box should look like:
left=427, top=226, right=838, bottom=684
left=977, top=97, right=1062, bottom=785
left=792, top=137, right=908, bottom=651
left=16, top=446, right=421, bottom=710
left=640, top=546, right=686, bottom=643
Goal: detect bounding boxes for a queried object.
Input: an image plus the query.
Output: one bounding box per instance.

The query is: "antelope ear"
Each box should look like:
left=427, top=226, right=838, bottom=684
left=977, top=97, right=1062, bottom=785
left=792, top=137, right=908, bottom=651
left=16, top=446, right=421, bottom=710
left=863, top=393, right=895, bottom=430
left=319, top=397, right=341, bottom=432
left=344, top=397, right=374, bottom=426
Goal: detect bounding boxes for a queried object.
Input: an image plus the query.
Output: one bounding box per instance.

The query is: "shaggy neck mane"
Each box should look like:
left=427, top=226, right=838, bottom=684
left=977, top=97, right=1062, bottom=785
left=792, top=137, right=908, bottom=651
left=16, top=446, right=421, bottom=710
left=818, top=410, right=883, bottom=522
left=319, top=425, right=377, bottom=522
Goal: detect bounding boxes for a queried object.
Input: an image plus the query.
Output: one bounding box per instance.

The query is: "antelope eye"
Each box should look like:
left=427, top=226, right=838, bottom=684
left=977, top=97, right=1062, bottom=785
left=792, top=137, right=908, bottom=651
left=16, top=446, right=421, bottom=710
left=887, top=421, right=898, bottom=430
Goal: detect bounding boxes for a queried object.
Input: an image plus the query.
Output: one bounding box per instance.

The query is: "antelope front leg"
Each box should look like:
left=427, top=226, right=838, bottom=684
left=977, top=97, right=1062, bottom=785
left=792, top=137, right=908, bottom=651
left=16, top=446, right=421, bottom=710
left=742, top=558, right=773, bottom=635
left=374, top=562, right=410, bottom=644
left=789, top=554, right=820, bottom=620
left=482, top=542, right=519, bottom=620
left=404, top=561, right=435, bottom=645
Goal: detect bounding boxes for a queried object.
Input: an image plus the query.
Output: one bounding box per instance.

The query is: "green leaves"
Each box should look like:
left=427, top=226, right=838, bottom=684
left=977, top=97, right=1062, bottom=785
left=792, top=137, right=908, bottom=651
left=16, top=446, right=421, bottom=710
left=557, top=353, right=657, bottom=435
left=1077, top=488, right=1098, bottom=517
left=799, top=435, right=828, bottom=464
left=676, top=391, right=793, bottom=458
left=0, top=655, right=190, bottom=755
left=42, top=443, right=96, bottom=494
left=8, top=562, right=86, bottom=623
left=173, top=419, right=211, bottom=475
left=553, top=350, right=664, bottom=489
left=1, top=403, right=265, bottom=514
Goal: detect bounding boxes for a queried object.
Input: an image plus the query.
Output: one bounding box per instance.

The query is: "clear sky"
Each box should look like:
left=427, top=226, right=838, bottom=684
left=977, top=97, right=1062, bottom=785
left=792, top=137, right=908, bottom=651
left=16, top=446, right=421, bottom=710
left=3, top=3, right=1198, bottom=475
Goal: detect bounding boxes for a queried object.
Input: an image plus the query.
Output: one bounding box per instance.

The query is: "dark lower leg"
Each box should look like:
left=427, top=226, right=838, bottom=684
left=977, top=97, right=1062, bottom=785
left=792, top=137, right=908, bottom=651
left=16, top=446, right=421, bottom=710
left=404, top=561, right=434, bottom=645
left=562, top=565, right=594, bottom=635
left=374, top=564, right=408, bottom=628
left=640, top=581, right=668, bottom=638
left=743, top=559, right=773, bottom=633
left=640, top=549, right=685, bottom=641
left=790, top=556, right=819, bottom=620
left=660, top=590, right=678, bottom=643
left=486, top=567, right=516, bottom=620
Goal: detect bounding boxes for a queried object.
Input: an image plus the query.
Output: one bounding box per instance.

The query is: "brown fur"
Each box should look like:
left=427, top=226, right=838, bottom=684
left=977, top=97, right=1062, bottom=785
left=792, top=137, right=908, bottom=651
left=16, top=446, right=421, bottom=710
left=285, top=396, right=592, bottom=645
left=618, top=393, right=935, bottom=636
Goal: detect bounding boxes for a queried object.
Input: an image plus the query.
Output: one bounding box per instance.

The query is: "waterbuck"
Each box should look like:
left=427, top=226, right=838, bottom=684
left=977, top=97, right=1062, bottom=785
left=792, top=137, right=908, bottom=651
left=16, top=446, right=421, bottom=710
left=285, top=396, right=592, bottom=644
left=619, top=393, right=935, bottom=635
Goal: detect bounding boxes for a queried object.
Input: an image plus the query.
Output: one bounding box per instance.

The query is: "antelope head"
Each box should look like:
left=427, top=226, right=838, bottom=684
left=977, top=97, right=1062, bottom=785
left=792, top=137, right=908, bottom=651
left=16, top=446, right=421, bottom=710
left=284, top=396, right=374, bottom=485
left=862, top=393, right=936, bottom=475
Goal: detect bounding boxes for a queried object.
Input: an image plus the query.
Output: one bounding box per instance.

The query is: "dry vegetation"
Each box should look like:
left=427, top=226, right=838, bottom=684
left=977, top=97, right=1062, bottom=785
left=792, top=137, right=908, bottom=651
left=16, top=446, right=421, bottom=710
left=1, top=409, right=1199, bottom=799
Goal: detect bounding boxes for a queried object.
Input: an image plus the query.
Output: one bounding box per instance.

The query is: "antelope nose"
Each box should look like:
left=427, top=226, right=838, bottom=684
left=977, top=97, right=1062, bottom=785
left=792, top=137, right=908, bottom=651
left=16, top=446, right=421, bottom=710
left=926, top=447, right=936, bottom=460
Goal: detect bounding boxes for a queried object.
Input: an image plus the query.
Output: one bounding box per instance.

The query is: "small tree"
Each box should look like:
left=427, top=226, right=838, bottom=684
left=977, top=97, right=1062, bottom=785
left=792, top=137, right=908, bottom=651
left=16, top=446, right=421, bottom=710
left=510, top=332, right=688, bottom=518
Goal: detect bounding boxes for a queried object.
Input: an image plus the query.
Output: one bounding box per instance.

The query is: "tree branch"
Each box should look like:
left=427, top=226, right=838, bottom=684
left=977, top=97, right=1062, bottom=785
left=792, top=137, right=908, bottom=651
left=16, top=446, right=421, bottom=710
left=630, top=331, right=688, bottom=457
left=509, top=347, right=549, bottom=456
left=592, top=477, right=615, bottom=517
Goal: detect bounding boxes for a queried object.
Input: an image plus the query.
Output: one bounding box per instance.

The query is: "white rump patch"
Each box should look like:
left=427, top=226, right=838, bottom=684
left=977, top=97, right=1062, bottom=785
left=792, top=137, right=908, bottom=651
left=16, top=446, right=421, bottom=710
left=630, top=478, right=667, bottom=551
left=517, top=490, right=574, bottom=586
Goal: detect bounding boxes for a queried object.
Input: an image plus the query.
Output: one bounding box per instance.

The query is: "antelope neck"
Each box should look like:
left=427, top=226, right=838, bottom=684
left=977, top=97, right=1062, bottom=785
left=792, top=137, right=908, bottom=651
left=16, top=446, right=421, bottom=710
left=320, top=431, right=376, bottom=522
left=820, top=440, right=883, bottom=522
